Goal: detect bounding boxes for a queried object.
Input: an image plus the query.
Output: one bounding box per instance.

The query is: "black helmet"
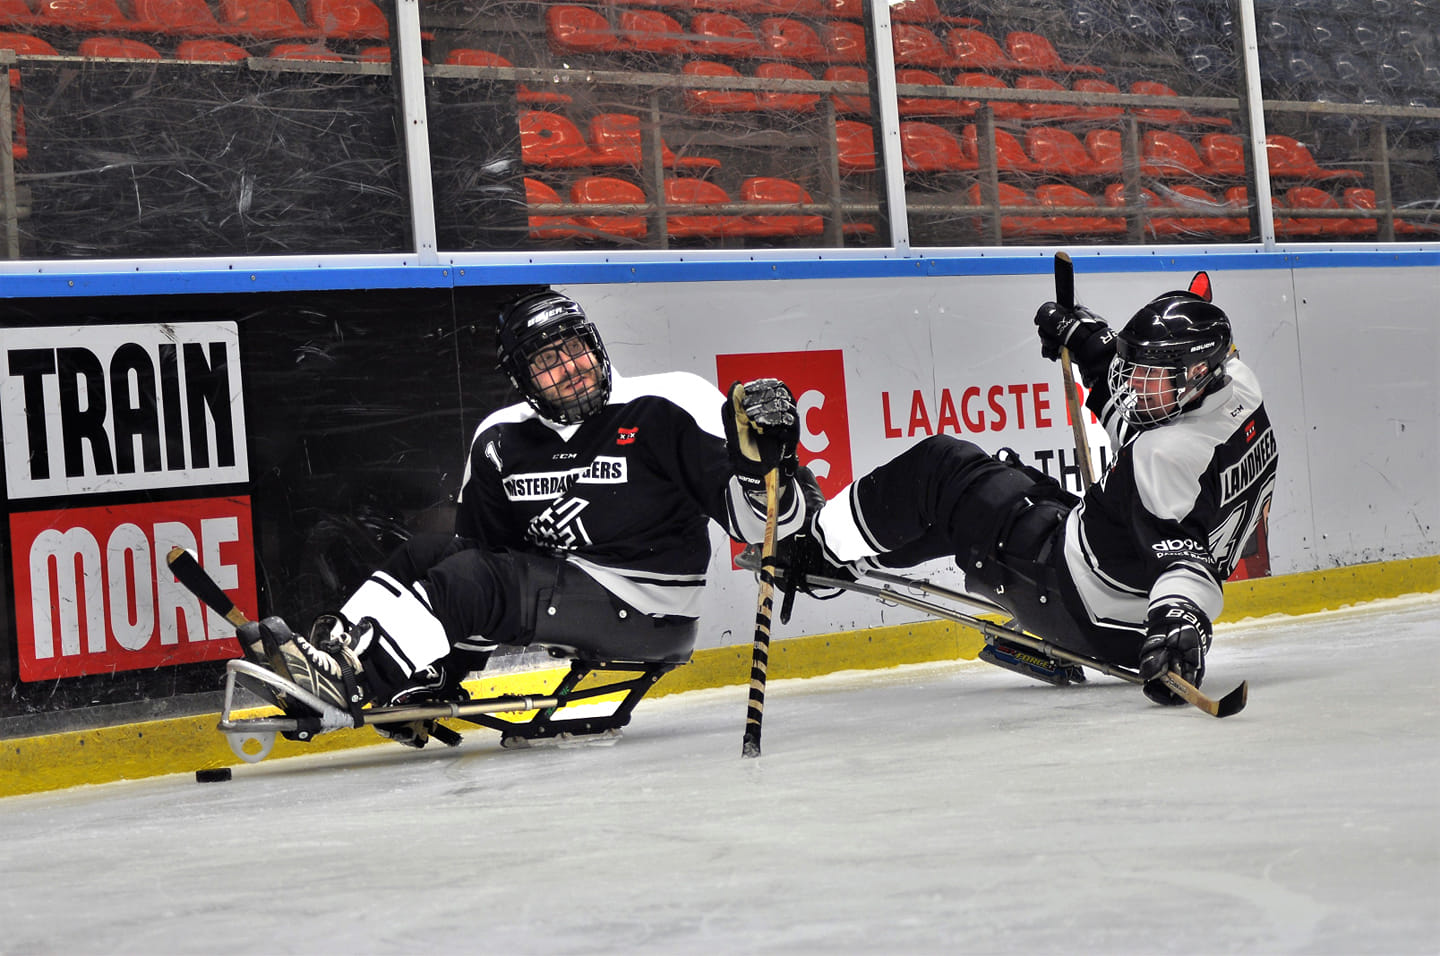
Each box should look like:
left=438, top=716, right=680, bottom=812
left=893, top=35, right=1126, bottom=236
left=497, top=290, right=612, bottom=424
left=1108, top=272, right=1232, bottom=428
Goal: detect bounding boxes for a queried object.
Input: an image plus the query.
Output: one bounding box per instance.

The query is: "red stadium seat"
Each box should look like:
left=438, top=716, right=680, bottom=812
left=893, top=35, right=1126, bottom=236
left=967, top=182, right=1047, bottom=237
left=1025, top=126, right=1102, bottom=176
left=1223, top=186, right=1266, bottom=235
left=822, top=20, right=866, bottom=63
left=519, top=110, right=599, bottom=168
left=35, top=0, right=138, bottom=31
left=1104, top=182, right=1180, bottom=238
left=889, top=0, right=978, bottom=25
left=759, top=17, right=826, bottom=62
left=835, top=119, right=876, bottom=172
left=133, top=0, right=224, bottom=34
left=962, top=124, right=1037, bottom=173
left=945, top=28, right=1019, bottom=71
left=621, top=9, right=692, bottom=55
left=307, top=0, right=387, bottom=40
left=1340, top=188, right=1437, bottom=236
left=1035, top=184, right=1126, bottom=235
left=737, top=176, right=824, bottom=237
left=570, top=175, right=647, bottom=240
left=525, top=177, right=583, bottom=240
left=954, top=73, right=1027, bottom=121
left=1083, top=128, right=1124, bottom=176
left=763, top=0, right=826, bottom=15
left=755, top=62, right=820, bottom=112
left=269, top=42, right=341, bottom=60
left=216, top=0, right=313, bottom=39
left=1265, top=134, right=1364, bottom=181
left=664, top=177, right=741, bottom=238
left=821, top=0, right=862, bottom=18
left=690, top=12, right=764, bottom=59
left=1199, top=132, right=1246, bottom=176
left=0, top=30, right=57, bottom=56
left=901, top=121, right=976, bottom=172
left=682, top=61, right=760, bottom=114
left=1281, top=186, right=1365, bottom=237
left=79, top=35, right=161, bottom=57
left=1005, top=31, right=1104, bottom=74
left=1141, top=130, right=1211, bottom=178
left=896, top=69, right=967, bottom=117
left=1071, top=78, right=1124, bottom=119
left=891, top=23, right=952, bottom=69
left=546, top=6, right=623, bottom=54
left=447, top=49, right=571, bottom=105
left=588, top=112, right=721, bottom=170
left=1013, top=75, right=1084, bottom=122
left=0, top=30, right=57, bottom=161
left=1131, top=80, right=1232, bottom=127
left=824, top=65, right=869, bottom=115
left=175, top=38, right=251, bottom=60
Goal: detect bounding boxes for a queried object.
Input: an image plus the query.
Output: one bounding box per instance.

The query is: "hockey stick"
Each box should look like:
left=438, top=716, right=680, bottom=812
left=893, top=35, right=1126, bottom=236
left=807, top=569, right=1247, bottom=718
left=1054, top=251, right=1095, bottom=491
left=742, top=467, right=781, bottom=758
left=166, top=546, right=250, bottom=628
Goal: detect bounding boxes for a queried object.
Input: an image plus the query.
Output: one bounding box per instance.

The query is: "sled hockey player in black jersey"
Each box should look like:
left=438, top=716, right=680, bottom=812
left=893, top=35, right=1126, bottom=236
left=783, top=272, right=1278, bottom=707
left=232, top=289, right=809, bottom=748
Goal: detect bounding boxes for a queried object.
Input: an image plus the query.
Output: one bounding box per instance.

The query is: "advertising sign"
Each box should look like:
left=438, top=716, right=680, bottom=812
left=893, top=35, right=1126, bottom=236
left=2, top=322, right=255, bottom=680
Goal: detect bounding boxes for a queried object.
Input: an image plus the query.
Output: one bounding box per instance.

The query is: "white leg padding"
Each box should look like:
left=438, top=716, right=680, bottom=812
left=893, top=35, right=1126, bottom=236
left=340, top=572, right=452, bottom=675
left=815, top=483, right=884, bottom=562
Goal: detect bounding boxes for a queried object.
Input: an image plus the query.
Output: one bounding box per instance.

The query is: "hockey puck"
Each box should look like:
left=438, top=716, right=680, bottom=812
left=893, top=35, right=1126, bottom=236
left=195, top=767, right=232, bottom=783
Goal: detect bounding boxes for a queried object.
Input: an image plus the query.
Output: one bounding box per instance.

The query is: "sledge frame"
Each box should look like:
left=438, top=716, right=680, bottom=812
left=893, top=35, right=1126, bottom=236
left=216, top=654, right=682, bottom=763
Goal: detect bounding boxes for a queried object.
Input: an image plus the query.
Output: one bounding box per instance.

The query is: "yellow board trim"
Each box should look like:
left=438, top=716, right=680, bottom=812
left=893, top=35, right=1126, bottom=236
left=3, top=554, right=1436, bottom=798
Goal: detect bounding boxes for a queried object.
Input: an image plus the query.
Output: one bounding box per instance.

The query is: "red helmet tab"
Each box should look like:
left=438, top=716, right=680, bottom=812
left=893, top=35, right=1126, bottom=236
left=1188, top=271, right=1213, bottom=302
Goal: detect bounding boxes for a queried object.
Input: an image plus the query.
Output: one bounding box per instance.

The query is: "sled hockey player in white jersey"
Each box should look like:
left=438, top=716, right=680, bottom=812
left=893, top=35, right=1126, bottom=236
left=235, top=289, right=809, bottom=745
left=785, top=272, right=1278, bottom=706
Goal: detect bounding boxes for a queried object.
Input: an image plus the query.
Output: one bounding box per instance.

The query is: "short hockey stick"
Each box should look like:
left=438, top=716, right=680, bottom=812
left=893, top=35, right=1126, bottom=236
left=809, top=569, right=1247, bottom=718
left=742, top=467, right=781, bottom=758
left=167, top=546, right=250, bottom=628
left=1054, top=251, right=1095, bottom=491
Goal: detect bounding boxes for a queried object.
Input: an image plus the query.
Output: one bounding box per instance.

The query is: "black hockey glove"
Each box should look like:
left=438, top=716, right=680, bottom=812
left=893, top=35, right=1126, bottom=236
left=1034, top=302, right=1115, bottom=383
left=1138, top=597, right=1212, bottom=706
left=724, top=378, right=800, bottom=493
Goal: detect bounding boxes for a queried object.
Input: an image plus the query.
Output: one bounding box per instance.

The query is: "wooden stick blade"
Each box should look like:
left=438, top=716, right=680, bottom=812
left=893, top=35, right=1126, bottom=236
left=1160, top=672, right=1248, bottom=719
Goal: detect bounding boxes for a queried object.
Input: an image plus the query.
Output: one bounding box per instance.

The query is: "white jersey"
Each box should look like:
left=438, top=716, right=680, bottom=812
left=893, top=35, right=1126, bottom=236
left=1061, top=356, right=1278, bottom=637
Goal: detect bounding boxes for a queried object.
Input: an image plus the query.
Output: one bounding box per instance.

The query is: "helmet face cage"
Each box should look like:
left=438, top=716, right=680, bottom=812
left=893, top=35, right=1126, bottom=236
left=1109, top=293, right=1231, bottom=428
left=497, top=293, right=612, bottom=424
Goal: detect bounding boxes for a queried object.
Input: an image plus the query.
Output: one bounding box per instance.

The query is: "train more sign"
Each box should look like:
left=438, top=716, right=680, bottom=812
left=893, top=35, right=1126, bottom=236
left=1, top=323, right=253, bottom=680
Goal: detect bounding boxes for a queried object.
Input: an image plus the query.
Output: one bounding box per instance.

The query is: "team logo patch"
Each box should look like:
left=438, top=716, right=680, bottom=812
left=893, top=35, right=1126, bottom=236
left=617, top=426, right=638, bottom=445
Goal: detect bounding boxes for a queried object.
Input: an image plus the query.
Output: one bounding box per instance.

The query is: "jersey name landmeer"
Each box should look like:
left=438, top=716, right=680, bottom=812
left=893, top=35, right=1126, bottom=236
left=503, top=456, right=629, bottom=500
left=1220, top=426, right=1277, bottom=505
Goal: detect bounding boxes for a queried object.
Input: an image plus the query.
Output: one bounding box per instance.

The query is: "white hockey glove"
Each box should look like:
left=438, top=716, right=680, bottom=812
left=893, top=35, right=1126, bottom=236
left=1138, top=597, right=1212, bottom=705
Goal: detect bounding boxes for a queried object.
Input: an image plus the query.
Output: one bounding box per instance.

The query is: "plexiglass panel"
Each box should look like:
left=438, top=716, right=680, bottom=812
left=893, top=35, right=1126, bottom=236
left=0, top=1, right=1435, bottom=260
left=1255, top=0, right=1440, bottom=240
left=895, top=1, right=1256, bottom=246
left=0, top=3, right=410, bottom=259
left=422, top=0, right=888, bottom=251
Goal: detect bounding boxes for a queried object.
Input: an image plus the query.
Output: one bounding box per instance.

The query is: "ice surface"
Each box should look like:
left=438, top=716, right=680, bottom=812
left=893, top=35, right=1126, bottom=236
left=2, top=595, right=1437, bottom=954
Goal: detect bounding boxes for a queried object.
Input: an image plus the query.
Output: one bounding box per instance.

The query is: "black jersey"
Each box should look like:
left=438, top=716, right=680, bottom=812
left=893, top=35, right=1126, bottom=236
left=456, top=370, right=804, bottom=618
left=1060, top=355, right=1278, bottom=637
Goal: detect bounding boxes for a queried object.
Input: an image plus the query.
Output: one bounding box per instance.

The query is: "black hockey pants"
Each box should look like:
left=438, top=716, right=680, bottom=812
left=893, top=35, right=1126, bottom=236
left=852, top=436, right=1129, bottom=664
left=378, top=534, right=697, bottom=667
